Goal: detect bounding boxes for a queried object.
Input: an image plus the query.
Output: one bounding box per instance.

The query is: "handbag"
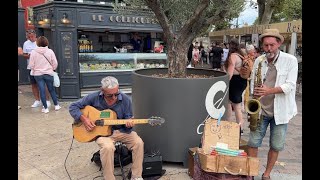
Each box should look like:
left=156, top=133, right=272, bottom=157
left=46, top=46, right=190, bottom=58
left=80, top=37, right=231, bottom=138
left=52, top=71, right=60, bottom=87
left=42, top=54, right=60, bottom=87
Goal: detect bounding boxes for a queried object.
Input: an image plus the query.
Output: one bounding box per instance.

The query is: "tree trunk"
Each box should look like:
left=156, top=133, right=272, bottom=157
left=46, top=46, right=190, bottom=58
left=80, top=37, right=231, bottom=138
left=257, top=0, right=265, bottom=24
left=165, top=17, right=208, bottom=78
left=167, top=41, right=188, bottom=78
left=260, top=2, right=274, bottom=24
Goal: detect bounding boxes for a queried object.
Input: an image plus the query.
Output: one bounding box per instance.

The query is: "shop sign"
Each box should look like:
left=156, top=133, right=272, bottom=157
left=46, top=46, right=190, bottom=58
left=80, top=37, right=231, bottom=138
left=90, top=14, right=158, bottom=24
left=108, top=15, right=158, bottom=24
left=210, top=20, right=302, bottom=37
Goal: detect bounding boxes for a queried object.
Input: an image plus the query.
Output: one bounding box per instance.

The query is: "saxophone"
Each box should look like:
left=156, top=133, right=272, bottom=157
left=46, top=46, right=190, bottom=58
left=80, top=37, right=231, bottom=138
left=245, top=57, right=263, bottom=131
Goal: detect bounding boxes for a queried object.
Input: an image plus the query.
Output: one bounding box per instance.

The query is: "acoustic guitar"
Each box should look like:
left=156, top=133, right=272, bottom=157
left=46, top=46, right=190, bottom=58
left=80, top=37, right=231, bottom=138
left=72, top=106, right=165, bottom=143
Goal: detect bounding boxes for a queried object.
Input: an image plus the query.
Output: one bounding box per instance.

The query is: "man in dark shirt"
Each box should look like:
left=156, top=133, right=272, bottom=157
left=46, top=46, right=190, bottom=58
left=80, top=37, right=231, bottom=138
left=130, top=33, right=142, bottom=53
left=210, top=42, right=223, bottom=70
left=187, top=43, right=194, bottom=66
left=69, top=76, right=144, bottom=180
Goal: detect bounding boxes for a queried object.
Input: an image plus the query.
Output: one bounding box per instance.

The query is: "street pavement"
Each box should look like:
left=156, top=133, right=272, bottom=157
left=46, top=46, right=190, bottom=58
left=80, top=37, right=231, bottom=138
left=18, top=84, right=302, bottom=180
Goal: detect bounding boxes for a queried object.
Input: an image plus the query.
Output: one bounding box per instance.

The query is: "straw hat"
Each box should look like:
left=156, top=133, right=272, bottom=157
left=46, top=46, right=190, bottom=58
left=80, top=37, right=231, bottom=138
left=259, top=29, right=284, bottom=43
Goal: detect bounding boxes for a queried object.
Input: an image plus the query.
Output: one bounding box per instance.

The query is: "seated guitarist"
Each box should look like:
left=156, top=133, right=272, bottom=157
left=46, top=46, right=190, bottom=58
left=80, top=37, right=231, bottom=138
left=69, top=76, right=144, bottom=180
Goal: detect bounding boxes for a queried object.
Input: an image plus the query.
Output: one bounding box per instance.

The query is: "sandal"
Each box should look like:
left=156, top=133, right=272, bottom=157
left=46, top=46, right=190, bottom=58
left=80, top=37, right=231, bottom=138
left=261, top=173, right=271, bottom=180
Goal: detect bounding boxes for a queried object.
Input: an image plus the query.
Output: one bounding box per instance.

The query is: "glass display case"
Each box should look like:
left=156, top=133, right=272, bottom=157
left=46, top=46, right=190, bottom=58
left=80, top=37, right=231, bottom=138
left=79, top=53, right=167, bottom=73
left=136, top=53, right=167, bottom=69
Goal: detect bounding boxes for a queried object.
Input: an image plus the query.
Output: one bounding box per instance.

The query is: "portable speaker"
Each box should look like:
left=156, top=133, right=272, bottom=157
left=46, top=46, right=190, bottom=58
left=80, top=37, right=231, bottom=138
left=142, top=154, right=163, bottom=177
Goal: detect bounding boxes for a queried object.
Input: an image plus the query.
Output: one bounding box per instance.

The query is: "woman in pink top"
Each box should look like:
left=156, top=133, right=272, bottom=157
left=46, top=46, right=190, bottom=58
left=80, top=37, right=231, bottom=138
left=192, top=42, right=200, bottom=67
left=29, top=36, right=61, bottom=113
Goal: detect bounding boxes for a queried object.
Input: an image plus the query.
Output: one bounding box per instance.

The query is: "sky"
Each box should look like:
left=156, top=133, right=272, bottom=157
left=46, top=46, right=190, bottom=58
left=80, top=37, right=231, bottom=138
left=231, top=1, right=258, bottom=27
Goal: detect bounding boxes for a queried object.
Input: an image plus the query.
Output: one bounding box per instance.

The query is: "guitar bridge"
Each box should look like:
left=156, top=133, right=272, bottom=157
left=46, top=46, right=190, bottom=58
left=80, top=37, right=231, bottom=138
left=95, top=120, right=104, bottom=126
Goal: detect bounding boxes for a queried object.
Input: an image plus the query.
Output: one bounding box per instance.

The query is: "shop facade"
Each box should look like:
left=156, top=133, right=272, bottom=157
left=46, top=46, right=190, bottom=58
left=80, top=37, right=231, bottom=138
left=31, top=1, right=166, bottom=100
left=209, top=20, right=302, bottom=58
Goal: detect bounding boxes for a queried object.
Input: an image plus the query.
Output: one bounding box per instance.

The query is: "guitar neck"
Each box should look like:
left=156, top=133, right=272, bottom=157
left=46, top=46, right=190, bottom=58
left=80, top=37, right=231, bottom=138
left=102, top=119, right=149, bottom=125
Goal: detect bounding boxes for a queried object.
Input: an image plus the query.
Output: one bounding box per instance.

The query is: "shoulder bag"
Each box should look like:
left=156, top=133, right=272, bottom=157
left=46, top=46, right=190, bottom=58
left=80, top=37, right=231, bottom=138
left=42, top=54, right=60, bottom=87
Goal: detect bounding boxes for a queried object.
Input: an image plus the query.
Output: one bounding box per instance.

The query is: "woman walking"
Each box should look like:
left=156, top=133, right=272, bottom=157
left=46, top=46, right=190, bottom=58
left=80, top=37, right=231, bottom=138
left=225, top=38, right=250, bottom=135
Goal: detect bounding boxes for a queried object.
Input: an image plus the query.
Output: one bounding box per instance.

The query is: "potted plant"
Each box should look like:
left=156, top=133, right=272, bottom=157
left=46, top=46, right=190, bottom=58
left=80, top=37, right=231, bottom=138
left=114, top=0, right=245, bottom=166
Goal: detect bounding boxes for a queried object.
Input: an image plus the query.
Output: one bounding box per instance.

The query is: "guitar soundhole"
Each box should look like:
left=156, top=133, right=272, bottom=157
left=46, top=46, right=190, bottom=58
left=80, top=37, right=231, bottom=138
left=95, top=120, right=104, bottom=126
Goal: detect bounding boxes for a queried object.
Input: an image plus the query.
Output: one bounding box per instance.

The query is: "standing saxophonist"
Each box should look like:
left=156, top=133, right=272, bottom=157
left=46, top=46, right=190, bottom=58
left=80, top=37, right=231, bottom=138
left=247, top=29, right=298, bottom=180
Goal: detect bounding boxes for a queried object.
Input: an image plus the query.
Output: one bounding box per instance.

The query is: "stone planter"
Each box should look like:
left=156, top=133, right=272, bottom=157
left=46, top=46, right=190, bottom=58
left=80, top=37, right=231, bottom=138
left=132, top=68, right=229, bottom=166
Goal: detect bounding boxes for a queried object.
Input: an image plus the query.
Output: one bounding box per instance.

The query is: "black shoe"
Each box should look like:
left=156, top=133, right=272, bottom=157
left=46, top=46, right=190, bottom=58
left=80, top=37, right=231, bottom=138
left=240, top=129, right=244, bottom=136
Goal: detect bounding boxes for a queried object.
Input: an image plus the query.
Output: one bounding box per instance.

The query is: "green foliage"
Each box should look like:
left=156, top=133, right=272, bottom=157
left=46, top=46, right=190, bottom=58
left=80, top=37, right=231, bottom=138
left=270, top=13, right=284, bottom=23
left=115, top=0, right=245, bottom=36
left=214, top=21, right=232, bottom=30
left=113, top=0, right=247, bottom=76
left=282, top=0, right=302, bottom=21
left=270, top=0, right=301, bottom=23
left=256, top=0, right=301, bottom=24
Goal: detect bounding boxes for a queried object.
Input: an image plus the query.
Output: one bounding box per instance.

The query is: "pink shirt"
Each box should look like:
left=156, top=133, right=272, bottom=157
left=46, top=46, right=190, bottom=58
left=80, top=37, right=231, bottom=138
left=29, top=47, right=58, bottom=76
left=192, top=48, right=200, bottom=61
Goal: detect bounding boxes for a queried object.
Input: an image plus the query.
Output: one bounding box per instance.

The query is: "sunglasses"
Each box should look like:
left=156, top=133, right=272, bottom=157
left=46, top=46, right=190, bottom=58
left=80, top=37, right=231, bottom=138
left=26, top=30, right=36, bottom=34
left=104, top=92, right=120, bottom=98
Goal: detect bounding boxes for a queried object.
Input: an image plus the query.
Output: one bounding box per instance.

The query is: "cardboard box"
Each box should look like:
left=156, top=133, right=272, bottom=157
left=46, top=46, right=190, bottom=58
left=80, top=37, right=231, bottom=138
left=197, top=119, right=259, bottom=176
left=188, top=147, right=198, bottom=178
left=197, top=149, right=259, bottom=176
left=202, top=119, right=240, bottom=154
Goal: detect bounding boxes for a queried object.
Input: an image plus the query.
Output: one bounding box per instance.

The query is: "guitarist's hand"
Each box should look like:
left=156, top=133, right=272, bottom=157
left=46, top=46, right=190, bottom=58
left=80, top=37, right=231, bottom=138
left=81, top=115, right=96, bottom=131
left=125, top=120, right=135, bottom=128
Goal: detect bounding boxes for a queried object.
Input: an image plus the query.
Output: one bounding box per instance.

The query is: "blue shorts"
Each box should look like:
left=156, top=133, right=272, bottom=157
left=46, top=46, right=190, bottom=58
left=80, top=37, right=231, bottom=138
left=27, top=69, right=37, bottom=84
left=247, top=115, right=288, bottom=151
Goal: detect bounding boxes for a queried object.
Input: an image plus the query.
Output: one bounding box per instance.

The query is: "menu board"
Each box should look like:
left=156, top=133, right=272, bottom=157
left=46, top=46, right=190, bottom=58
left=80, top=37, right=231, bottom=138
left=61, top=32, right=74, bottom=76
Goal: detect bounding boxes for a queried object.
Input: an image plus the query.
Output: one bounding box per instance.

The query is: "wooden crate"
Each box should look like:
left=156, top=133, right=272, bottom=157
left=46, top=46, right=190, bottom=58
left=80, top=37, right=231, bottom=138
left=197, top=149, right=259, bottom=176
left=194, top=155, right=253, bottom=180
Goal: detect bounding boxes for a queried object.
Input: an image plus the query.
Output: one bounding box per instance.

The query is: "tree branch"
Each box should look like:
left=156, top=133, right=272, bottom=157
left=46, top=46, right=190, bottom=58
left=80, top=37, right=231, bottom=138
left=205, top=9, right=228, bottom=25
left=181, top=18, right=208, bottom=46
left=144, top=0, right=174, bottom=42
left=178, top=0, right=209, bottom=40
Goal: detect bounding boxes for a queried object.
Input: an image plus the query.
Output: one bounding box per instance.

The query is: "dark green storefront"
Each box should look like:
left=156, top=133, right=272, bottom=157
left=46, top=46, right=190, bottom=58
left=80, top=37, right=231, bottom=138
left=32, top=1, right=164, bottom=100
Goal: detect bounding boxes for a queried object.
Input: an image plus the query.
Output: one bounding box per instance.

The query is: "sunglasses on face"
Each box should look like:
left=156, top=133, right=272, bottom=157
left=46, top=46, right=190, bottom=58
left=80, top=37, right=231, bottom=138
left=104, top=92, right=120, bottom=98
left=27, top=30, right=36, bottom=34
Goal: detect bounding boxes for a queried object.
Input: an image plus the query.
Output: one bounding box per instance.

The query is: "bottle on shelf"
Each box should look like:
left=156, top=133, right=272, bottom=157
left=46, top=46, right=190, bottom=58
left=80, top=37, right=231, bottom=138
left=84, top=42, right=88, bottom=53
left=90, top=41, right=93, bottom=52
left=78, top=41, right=83, bottom=53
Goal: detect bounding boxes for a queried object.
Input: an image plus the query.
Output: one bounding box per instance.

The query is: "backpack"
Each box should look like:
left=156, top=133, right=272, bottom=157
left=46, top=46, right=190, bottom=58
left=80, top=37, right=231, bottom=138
left=233, top=53, right=252, bottom=80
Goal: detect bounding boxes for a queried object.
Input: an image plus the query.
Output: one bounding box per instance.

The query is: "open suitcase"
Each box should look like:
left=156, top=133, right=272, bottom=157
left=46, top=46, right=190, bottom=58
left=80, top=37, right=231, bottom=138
left=193, top=151, right=253, bottom=180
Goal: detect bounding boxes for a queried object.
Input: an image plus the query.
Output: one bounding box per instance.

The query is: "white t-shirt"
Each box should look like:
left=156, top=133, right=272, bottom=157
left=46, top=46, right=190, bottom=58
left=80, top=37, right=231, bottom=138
left=222, top=48, right=229, bottom=62
left=23, top=40, right=37, bottom=69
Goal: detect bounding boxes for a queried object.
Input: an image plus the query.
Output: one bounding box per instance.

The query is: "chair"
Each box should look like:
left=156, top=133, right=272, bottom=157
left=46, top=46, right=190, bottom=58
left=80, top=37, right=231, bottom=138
left=114, top=141, right=132, bottom=179
left=91, top=141, right=132, bottom=179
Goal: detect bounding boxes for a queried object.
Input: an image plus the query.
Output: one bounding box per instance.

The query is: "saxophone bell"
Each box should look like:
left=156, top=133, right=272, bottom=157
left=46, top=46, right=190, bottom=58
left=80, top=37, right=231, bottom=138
left=245, top=98, right=261, bottom=131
